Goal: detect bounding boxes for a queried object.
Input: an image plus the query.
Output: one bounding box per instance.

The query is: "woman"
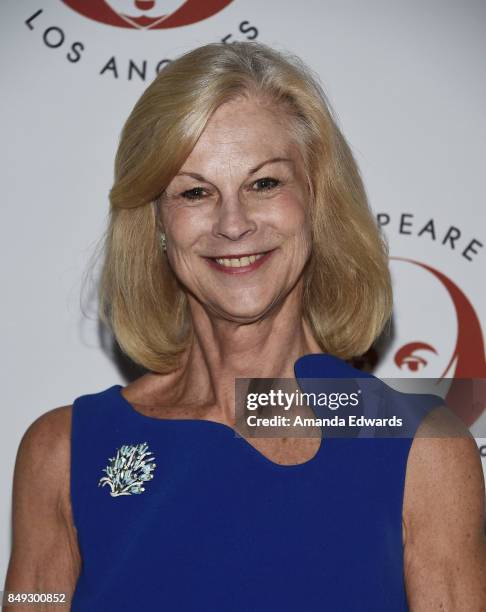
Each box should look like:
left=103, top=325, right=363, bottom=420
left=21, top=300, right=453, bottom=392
left=5, top=41, right=486, bottom=611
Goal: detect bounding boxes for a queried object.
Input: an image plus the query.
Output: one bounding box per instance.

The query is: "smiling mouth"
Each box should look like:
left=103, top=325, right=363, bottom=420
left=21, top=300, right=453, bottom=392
left=213, top=253, right=265, bottom=267
left=204, top=249, right=276, bottom=273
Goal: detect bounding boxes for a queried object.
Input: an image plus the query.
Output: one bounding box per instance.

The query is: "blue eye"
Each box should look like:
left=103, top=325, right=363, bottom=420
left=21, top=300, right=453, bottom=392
left=254, top=177, right=281, bottom=191
left=181, top=187, right=206, bottom=201
left=180, top=177, right=281, bottom=201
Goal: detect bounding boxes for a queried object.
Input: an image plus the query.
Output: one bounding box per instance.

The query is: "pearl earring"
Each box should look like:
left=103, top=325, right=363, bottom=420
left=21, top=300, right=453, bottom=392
left=160, top=232, right=167, bottom=252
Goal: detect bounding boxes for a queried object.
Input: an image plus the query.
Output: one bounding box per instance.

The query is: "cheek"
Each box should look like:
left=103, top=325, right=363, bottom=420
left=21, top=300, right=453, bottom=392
left=265, top=194, right=311, bottom=244
left=163, top=207, right=208, bottom=250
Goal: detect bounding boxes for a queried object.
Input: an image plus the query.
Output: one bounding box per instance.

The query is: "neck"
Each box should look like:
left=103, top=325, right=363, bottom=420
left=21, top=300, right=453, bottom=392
left=178, top=281, right=322, bottom=422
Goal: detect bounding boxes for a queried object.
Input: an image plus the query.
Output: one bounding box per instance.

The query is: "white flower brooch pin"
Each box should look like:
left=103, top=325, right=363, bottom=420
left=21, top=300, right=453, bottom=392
left=98, top=442, right=157, bottom=497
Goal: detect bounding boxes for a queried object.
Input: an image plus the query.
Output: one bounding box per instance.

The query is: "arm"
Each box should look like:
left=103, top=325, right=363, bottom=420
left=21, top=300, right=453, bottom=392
left=3, top=406, right=81, bottom=611
left=403, top=406, right=486, bottom=610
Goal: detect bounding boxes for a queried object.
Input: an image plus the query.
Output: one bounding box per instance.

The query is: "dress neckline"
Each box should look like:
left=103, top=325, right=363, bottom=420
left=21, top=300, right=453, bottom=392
left=108, top=352, right=361, bottom=469
left=110, top=383, right=325, bottom=471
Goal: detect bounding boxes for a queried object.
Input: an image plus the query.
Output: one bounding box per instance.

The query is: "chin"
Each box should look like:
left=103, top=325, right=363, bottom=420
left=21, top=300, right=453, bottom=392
left=210, top=298, right=277, bottom=323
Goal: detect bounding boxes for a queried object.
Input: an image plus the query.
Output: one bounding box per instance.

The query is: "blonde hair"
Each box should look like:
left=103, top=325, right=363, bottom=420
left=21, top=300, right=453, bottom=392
left=95, top=41, right=392, bottom=373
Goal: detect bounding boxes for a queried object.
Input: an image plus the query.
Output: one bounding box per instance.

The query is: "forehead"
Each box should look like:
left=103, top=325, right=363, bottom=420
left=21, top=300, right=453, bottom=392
left=181, top=97, right=298, bottom=169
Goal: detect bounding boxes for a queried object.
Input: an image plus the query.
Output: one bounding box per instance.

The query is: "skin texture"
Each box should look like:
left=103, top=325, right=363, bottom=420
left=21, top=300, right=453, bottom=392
left=4, top=95, right=486, bottom=609
left=4, top=406, right=80, bottom=611
left=403, top=408, right=486, bottom=610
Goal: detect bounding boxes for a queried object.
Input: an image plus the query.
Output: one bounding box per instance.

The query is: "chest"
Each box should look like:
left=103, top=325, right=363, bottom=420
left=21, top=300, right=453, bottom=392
left=71, top=404, right=411, bottom=611
left=128, top=399, right=324, bottom=466
left=73, top=445, right=408, bottom=612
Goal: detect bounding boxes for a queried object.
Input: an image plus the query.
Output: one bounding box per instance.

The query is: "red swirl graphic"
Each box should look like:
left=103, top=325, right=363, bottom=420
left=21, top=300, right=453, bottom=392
left=392, top=257, right=486, bottom=426
left=61, top=0, right=234, bottom=29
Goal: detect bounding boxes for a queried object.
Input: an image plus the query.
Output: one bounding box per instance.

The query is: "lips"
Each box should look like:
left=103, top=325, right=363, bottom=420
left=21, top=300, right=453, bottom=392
left=204, top=249, right=276, bottom=274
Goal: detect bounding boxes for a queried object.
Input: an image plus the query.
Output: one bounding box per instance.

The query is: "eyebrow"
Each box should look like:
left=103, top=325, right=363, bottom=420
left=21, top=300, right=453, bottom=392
left=175, top=157, right=294, bottom=181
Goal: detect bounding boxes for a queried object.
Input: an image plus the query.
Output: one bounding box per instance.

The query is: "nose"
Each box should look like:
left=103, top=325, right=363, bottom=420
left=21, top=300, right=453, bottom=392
left=212, top=196, right=257, bottom=242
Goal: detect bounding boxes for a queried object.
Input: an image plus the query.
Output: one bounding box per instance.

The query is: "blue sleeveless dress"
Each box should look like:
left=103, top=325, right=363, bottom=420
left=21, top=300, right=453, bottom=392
left=70, top=353, right=442, bottom=611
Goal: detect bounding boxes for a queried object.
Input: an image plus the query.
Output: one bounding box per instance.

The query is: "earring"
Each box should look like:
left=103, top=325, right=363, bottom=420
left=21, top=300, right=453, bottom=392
left=160, top=232, right=167, bottom=252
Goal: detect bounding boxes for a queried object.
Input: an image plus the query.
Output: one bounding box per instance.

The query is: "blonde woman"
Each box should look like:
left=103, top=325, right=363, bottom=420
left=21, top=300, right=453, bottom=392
left=5, top=42, right=486, bottom=611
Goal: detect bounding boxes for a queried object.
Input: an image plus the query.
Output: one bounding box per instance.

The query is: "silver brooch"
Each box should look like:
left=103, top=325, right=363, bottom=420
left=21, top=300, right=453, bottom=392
left=98, top=442, right=157, bottom=497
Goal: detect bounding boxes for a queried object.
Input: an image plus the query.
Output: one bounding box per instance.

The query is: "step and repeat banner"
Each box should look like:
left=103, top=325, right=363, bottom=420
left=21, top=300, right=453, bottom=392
left=1, top=0, right=485, bottom=577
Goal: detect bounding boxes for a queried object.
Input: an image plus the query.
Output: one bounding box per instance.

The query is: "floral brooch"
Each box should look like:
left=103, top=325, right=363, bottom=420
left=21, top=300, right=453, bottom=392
left=98, top=442, right=157, bottom=497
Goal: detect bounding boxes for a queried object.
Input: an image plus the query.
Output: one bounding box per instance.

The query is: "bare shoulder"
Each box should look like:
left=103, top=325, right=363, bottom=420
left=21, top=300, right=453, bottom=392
left=402, top=404, right=486, bottom=610
left=19, top=403, right=72, bottom=458
left=404, top=405, right=484, bottom=513
left=405, top=404, right=484, bottom=496
left=4, top=403, right=81, bottom=603
left=14, top=404, right=73, bottom=502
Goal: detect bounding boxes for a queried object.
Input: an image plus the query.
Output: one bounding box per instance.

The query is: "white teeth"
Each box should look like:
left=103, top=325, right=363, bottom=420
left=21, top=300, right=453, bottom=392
left=214, top=253, right=265, bottom=267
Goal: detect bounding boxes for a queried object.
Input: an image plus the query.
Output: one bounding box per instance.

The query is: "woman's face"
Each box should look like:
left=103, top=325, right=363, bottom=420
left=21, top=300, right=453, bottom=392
left=160, top=96, right=312, bottom=322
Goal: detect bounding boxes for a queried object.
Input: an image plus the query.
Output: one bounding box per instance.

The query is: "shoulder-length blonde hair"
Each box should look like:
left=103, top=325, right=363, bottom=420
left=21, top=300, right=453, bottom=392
left=96, top=41, right=392, bottom=374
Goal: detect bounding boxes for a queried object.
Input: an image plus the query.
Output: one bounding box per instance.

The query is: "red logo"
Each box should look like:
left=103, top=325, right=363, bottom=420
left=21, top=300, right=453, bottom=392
left=390, top=257, right=486, bottom=426
left=353, top=257, right=486, bottom=426
left=62, top=0, right=234, bottom=30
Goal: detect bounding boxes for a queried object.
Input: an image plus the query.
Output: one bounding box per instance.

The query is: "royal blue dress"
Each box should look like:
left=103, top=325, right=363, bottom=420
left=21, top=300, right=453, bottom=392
left=70, top=353, right=442, bottom=611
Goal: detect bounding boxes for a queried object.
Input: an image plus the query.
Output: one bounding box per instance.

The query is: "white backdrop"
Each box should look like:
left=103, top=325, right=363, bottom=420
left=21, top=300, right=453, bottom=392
left=1, top=0, right=485, bottom=580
